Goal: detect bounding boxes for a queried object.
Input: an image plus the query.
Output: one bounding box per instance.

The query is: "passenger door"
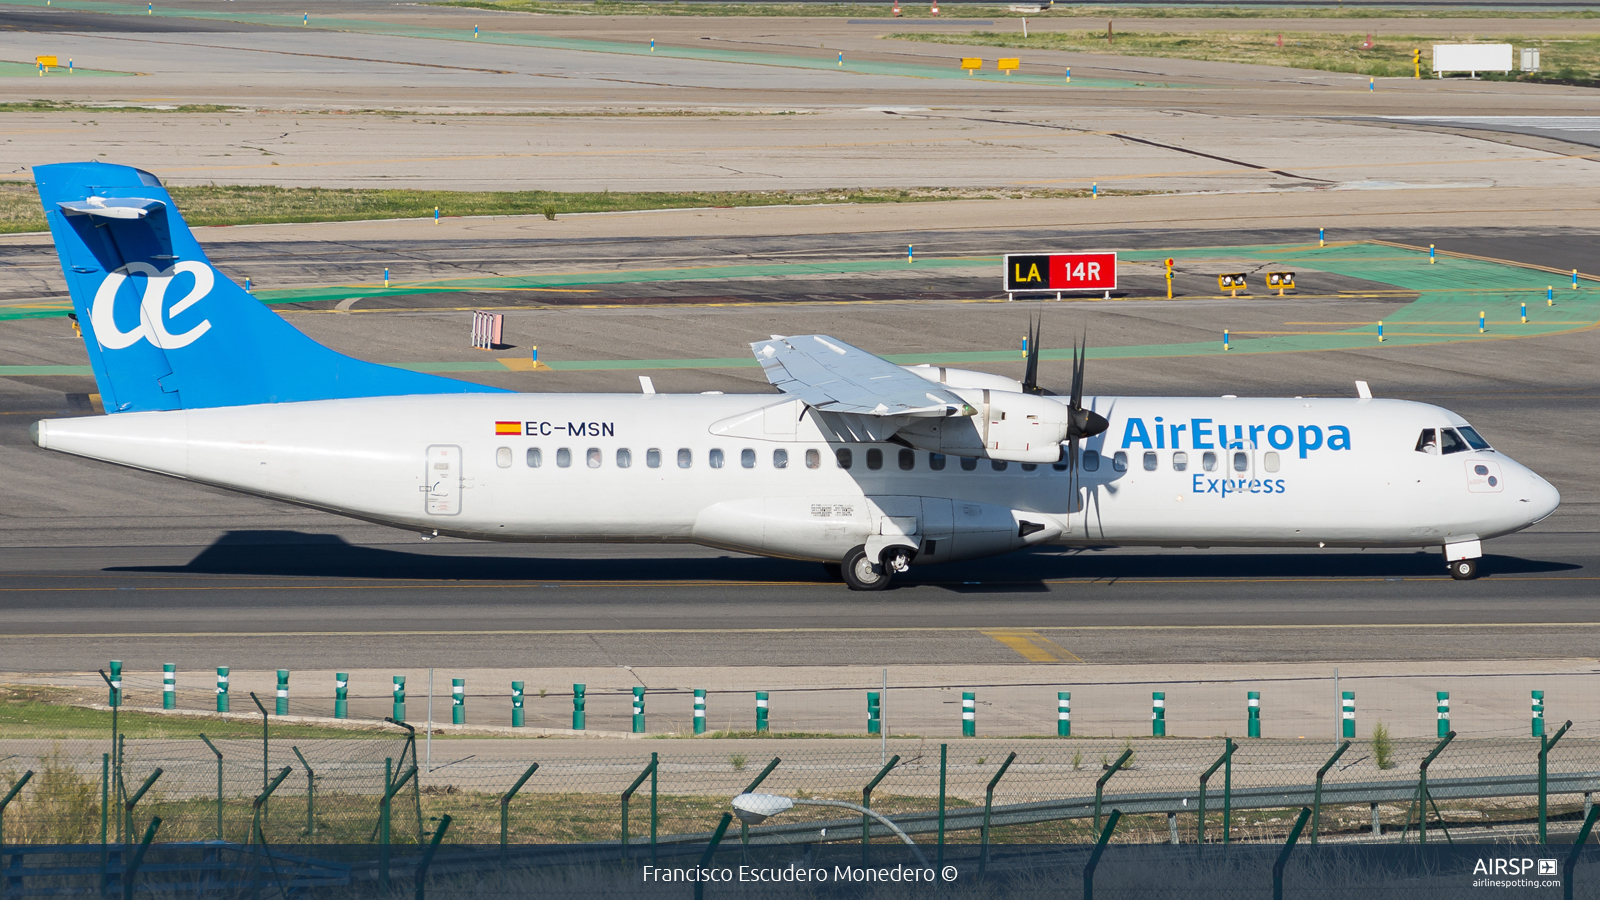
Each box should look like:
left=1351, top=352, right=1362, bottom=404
left=425, top=444, right=461, bottom=516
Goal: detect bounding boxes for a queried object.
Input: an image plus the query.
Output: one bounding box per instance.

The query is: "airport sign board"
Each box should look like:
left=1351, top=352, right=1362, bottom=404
left=1003, top=252, right=1118, bottom=293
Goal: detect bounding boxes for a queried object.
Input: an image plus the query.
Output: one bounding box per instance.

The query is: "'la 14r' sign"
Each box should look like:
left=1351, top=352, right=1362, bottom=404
left=1003, top=252, right=1118, bottom=292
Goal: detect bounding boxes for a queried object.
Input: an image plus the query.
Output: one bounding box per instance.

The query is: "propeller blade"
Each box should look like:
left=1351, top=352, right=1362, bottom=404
left=1022, top=314, right=1043, bottom=394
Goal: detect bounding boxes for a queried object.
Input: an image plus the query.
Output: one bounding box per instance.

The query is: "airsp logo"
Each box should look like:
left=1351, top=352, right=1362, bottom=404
left=90, top=261, right=215, bottom=350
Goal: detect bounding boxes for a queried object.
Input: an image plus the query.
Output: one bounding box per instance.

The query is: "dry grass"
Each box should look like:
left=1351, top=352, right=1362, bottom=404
left=435, top=0, right=1600, bottom=19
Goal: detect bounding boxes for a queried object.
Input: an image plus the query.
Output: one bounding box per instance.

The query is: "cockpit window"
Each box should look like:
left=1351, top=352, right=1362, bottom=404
left=1458, top=426, right=1492, bottom=451
left=1439, top=428, right=1468, bottom=455
left=1415, top=429, right=1437, bottom=454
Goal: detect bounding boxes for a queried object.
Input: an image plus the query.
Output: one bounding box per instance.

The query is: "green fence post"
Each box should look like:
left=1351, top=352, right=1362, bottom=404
left=500, top=762, right=539, bottom=863
left=217, top=666, right=229, bottom=712
left=980, top=751, right=1017, bottom=877
left=250, top=692, right=269, bottom=797
left=695, top=689, right=707, bottom=735
left=1095, top=748, right=1133, bottom=833
left=199, top=734, right=224, bottom=841
left=867, top=691, right=880, bottom=735
left=100, top=753, right=109, bottom=893
left=0, top=770, right=34, bottom=847
left=1248, top=691, right=1261, bottom=738
left=109, top=660, right=122, bottom=708
left=334, top=674, right=348, bottom=719
left=1083, top=809, right=1122, bottom=900
left=1563, top=803, right=1599, bottom=900
left=962, top=691, right=975, bottom=736
left=1058, top=691, right=1071, bottom=737
left=1413, top=730, right=1456, bottom=845
left=121, top=816, right=161, bottom=900
left=1310, top=740, right=1350, bottom=845
left=1152, top=692, right=1166, bottom=736
left=124, top=768, right=163, bottom=851
left=162, top=664, right=176, bottom=710
left=573, top=683, right=586, bottom=731
left=620, top=754, right=658, bottom=860
left=1542, top=719, right=1573, bottom=843
left=756, top=691, right=769, bottom=733
left=275, top=669, right=289, bottom=715
left=692, top=814, right=734, bottom=900
left=1224, top=736, right=1234, bottom=845
left=1197, top=738, right=1234, bottom=847
left=739, top=757, right=781, bottom=846
left=1341, top=691, right=1355, bottom=739
left=1272, top=808, right=1312, bottom=900
left=633, top=686, right=646, bottom=733
left=291, top=746, right=315, bottom=839
left=512, top=682, right=524, bottom=728
left=1436, top=691, right=1450, bottom=737
left=937, top=744, right=947, bottom=871
left=861, top=755, right=901, bottom=861
left=379, top=762, right=416, bottom=891
left=452, top=678, right=465, bottom=725
left=650, top=750, right=658, bottom=860
left=414, top=813, right=452, bottom=900
left=1533, top=690, right=1546, bottom=737
left=393, top=676, right=407, bottom=722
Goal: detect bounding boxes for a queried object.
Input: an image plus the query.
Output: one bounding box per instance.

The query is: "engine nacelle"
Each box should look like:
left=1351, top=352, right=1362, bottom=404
left=897, top=388, right=1068, bottom=463
left=902, top=365, right=1024, bottom=394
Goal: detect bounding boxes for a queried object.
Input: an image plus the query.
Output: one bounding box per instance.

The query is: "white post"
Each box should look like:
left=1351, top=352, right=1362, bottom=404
left=426, top=667, right=434, bottom=772
left=1333, top=668, right=1340, bottom=748
left=881, top=668, right=888, bottom=764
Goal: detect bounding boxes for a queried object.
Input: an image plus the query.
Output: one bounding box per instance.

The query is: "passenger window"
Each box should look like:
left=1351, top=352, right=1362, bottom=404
left=805, top=449, right=820, bottom=469
left=1083, top=449, right=1100, bottom=472
left=526, top=447, right=542, bottom=468
left=1415, top=428, right=1438, bottom=454
left=1263, top=451, right=1280, bottom=472
left=991, top=460, right=1008, bottom=472
left=741, top=448, right=756, bottom=469
left=646, top=448, right=661, bottom=468
left=1233, top=451, right=1249, bottom=472
left=556, top=448, right=572, bottom=468
left=1202, top=451, right=1217, bottom=472
left=899, top=449, right=915, bottom=471
left=709, top=448, right=725, bottom=469
left=960, top=456, right=978, bottom=471
left=836, top=448, right=853, bottom=469
left=1143, top=451, right=1158, bottom=472
left=587, top=448, right=602, bottom=469
left=1440, top=429, right=1467, bottom=455
left=929, top=453, right=946, bottom=471
left=677, top=448, right=692, bottom=469
left=1459, top=426, right=1492, bottom=450
left=616, top=448, right=632, bottom=468
left=496, top=447, right=512, bottom=468
left=1021, top=463, right=1037, bottom=472
left=866, top=448, right=883, bottom=470
left=1112, top=451, right=1127, bottom=472
left=1172, top=451, right=1187, bottom=472
left=773, top=449, right=788, bottom=469
left=1052, top=460, right=1068, bottom=472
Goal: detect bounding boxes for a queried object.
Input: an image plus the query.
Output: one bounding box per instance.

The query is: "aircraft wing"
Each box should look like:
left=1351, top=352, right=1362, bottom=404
left=751, top=335, right=973, bottom=417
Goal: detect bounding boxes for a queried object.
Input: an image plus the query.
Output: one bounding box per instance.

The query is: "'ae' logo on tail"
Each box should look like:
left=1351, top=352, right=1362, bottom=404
left=90, top=261, right=215, bottom=350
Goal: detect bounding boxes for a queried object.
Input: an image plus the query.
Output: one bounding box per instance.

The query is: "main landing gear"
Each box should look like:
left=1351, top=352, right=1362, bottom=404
left=1449, top=557, right=1480, bottom=580
left=838, top=544, right=913, bottom=591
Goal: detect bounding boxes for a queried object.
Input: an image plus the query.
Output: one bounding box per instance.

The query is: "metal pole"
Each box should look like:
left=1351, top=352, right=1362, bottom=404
left=379, top=764, right=416, bottom=891
left=124, top=769, right=163, bottom=853
left=250, top=692, right=269, bottom=796
left=292, top=746, right=315, bottom=838
left=1083, top=809, right=1122, bottom=900
left=1542, top=720, right=1573, bottom=843
left=1563, top=803, right=1599, bottom=900
left=691, top=814, right=734, bottom=900
left=414, top=813, right=453, bottom=900
left=862, top=755, right=901, bottom=860
left=199, top=734, right=223, bottom=842
left=1272, top=808, right=1312, bottom=900
left=937, top=744, right=946, bottom=872
left=427, top=669, right=433, bottom=772
left=650, top=751, right=658, bottom=861
left=1197, top=739, right=1232, bottom=846
left=881, top=668, right=888, bottom=764
left=500, top=763, right=539, bottom=864
left=1224, top=738, right=1235, bottom=845
left=620, top=756, right=657, bottom=860
left=121, top=817, right=161, bottom=900
left=1311, top=741, right=1351, bottom=845
left=980, top=752, right=1017, bottom=877
left=100, top=753, right=109, bottom=893
left=1417, top=730, right=1456, bottom=845
left=1095, top=748, right=1134, bottom=833
left=739, top=757, right=781, bottom=848
left=0, top=771, right=34, bottom=847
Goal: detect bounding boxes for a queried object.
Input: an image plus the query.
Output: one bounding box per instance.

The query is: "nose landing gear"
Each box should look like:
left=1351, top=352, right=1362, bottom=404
left=1449, top=558, right=1480, bottom=580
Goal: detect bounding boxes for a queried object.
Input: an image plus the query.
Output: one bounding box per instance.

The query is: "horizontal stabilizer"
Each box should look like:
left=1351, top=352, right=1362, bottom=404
left=57, top=196, right=165, bottom=219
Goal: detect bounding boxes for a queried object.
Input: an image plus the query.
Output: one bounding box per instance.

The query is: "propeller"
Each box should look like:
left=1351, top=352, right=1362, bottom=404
left=1022, top=318, right=1110, bottom=499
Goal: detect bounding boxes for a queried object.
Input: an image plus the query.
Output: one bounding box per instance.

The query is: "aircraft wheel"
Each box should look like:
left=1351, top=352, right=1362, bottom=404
left=1449, top=558, right=1480, bottom=580
left=841, top=545, right=891, bottom=591
left=821, top=563, right=843, bottom=582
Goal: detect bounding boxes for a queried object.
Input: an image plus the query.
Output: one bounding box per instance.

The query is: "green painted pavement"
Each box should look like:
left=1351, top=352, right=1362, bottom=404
left=0, top=60, right=128, bottom=77
left=0, top=0, right=1146, bottom=87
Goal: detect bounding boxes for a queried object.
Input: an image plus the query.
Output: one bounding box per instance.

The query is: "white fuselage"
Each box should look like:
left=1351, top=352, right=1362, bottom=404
left=32, top=392, right=1559, bottom=565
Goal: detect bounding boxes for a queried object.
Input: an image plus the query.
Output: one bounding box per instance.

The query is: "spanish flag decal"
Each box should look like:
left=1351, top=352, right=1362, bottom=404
left=495, top=421, right=521, bottom=436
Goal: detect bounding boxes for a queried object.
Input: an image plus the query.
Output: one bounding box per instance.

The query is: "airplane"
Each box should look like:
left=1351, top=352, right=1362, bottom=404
left=28, top=162, right=1560, bottom=589
left=1007, top=0, right=1053, bottom=12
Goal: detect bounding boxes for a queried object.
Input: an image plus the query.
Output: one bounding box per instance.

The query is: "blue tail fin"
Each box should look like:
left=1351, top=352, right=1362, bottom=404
left=35, top=161, right=507, bottom=412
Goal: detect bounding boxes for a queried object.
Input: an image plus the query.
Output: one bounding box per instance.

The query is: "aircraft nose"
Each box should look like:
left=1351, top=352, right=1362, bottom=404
left=1525, top=473, right=1561, bottom=525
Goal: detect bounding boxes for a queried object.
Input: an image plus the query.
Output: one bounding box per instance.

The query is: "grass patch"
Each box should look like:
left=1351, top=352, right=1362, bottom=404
left=433, top=0, right=1600, bottom=19
left=890, top=30, right=1600, bottom=80
left=0, top=183, right=1113, bottom=235
left=0, top=100, right=238, bottom=114
left=0, top=687, right=396, bottom=741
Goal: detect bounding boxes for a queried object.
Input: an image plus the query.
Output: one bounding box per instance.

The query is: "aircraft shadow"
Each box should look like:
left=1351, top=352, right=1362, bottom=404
left=107, top=531, right=1579, bottom=587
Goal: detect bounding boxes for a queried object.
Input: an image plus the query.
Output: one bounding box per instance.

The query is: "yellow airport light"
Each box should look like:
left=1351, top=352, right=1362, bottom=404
left=998, top=58, right=1020, bottom=75
left=1265, top=271, right=1295, bottom=296
left=1164, top=257, right=1175, bottom=299
left=961, top=57, right=983, bottom=75
left=1217, top=273, right=1247, bottom=298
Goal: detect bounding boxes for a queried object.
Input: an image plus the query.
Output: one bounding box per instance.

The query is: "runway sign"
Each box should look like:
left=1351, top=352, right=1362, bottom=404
left=1003, top=252, right=1118, bottom=292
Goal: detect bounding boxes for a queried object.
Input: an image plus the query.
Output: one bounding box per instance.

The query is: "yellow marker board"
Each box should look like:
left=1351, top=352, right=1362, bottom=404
left=998, top=58, right=1020, bottom=75
left=36, top=56, right=59, bottom=68
left=961, top=57, right=983, bottom=74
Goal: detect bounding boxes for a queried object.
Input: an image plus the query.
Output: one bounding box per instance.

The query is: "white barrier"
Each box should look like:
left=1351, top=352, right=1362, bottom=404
left=1433, top=43, right=1512, bottom=77
left=471, top=310, right=503, bottom=350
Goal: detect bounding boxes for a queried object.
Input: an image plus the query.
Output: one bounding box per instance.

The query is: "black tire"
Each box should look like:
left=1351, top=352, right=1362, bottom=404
left=821, top=563, right=843, bottom=582
left=1449, top=558, right=1479, bottom=580
left=841, top=545, right=891, bottom=591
